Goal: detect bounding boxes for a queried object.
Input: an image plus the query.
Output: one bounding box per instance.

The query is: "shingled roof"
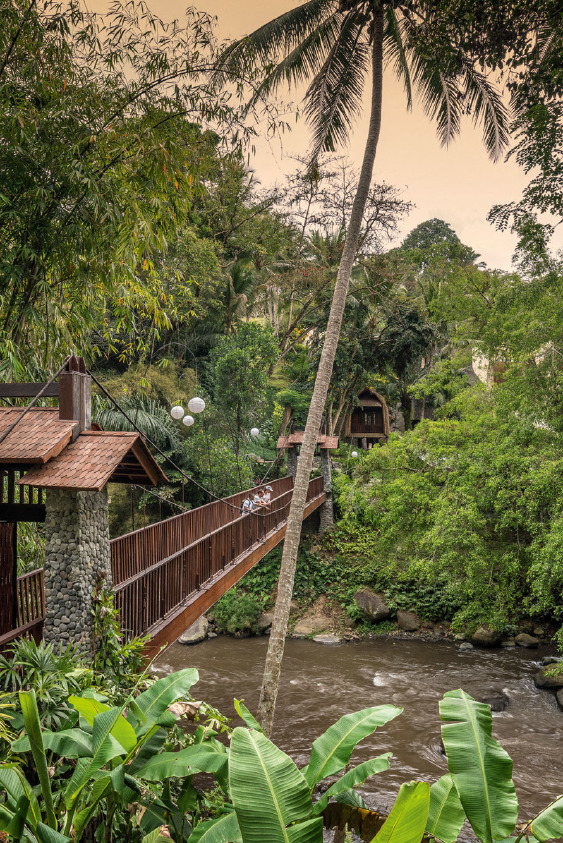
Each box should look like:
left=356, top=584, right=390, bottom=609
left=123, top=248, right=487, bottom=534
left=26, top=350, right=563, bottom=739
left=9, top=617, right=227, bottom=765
left=277, top=432, right=339, bottom=450
left=0, top=408, right=166, bottom=490
left=0, top=408, right=76, bottom=464
left=20, top=430, right=166, bottom=491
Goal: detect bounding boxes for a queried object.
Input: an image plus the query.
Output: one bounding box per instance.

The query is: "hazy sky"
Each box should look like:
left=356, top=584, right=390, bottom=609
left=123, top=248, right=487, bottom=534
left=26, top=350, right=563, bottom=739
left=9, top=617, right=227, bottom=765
left=99, top=0, right=544, bottom=270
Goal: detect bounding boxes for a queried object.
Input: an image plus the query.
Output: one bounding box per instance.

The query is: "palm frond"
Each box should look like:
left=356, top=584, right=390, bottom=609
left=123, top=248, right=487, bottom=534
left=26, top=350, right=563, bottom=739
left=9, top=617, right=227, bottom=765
left=409, top=52, right=462, bottom=148
left=305, top=9, right=371, bottom=161
left=247, top=11, right=343, bottom=107
left=460, top=61, right=510, bottom=161
left=217, top=0, right=335, bottom=76
left=95, top=395, right=183, bottom=452
left=383, top=5, right=412, bottom=110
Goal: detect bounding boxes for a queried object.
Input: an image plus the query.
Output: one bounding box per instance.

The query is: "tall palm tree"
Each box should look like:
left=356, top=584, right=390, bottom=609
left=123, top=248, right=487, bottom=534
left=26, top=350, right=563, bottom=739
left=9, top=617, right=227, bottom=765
left=220, top=0, right=509, bottom=736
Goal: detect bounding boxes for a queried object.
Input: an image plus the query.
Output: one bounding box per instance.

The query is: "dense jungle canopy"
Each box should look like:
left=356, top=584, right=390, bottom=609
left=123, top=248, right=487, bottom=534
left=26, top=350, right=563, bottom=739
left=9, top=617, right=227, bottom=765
left=0, top=0, right=562, bottom=638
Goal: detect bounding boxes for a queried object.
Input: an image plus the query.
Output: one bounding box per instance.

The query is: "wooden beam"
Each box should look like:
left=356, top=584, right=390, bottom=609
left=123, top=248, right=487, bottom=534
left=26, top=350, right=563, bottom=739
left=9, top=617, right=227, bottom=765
left=0, top=504, right=46, bottom=523
left=0, top=383, right=59, bottom=399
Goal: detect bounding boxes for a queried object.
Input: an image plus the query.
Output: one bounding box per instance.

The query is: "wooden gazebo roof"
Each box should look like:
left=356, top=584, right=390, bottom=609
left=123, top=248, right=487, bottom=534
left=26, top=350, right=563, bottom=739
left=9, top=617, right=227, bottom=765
left=276, top=432, right=339, bottom=450
left=0, top=408, right=166, bottom=491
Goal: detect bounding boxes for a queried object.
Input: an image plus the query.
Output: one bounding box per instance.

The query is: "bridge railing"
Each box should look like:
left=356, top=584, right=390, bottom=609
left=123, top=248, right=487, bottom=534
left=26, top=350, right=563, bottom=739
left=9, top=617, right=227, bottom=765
left=0, top=568, right=45, bottom=650
left=111, top=476, right=293, bottom=585
left=114, top=475, right=324, bottom=639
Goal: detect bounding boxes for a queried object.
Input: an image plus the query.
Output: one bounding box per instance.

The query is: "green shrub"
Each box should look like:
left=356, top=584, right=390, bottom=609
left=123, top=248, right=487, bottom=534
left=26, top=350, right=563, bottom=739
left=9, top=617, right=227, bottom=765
left=213, top=590, right=263, bottom=635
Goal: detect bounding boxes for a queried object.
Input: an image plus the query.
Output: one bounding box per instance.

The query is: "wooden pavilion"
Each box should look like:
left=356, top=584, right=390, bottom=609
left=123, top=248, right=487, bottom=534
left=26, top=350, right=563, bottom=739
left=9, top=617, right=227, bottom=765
left=341, top=388, right=390, bottom=447
left=0, top=356, right=165, bottom=649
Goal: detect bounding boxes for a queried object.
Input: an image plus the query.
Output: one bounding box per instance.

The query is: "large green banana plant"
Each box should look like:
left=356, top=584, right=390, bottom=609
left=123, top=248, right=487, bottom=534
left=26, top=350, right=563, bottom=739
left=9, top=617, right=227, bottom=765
left=0, top=669, right=215, bottom=842
left=191, top=701, right=403, bottom=843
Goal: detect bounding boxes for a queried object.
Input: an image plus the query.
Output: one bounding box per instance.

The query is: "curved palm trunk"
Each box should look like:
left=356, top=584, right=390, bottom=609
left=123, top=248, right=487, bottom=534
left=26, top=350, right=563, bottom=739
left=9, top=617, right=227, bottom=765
left=258, top=4, right=385, bottom=736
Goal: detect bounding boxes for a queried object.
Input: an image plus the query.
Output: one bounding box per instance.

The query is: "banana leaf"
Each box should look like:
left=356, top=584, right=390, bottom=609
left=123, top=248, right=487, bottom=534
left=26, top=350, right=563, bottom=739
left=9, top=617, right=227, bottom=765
left=63, top=706, right=130, bottom=808
left=439, top=690, right=518, bottom=843
left=72, top=766, right=125, bottom=841
left=313, top=753, right=392, bottom=816
left=35, top=823, right=71, bottom=842
left=188, top=811, right=242, bottom=842
left=12, top=727, right=125, bottom=761
left=371, top=781, right=430, bottom=843
left=0, top=766, right=42, bottom=831
left=426, top=775, right=465, bottom=843
left=303, top=705, right=402, bottom=788
left=135, top=744, right=228, bottom=791
left=69, top=696, right=137, bottom=753
left=19, top=691, right=57, bottom=829
left=229, top=727, right=321, bottom=843
left=133, top=669, right=199, bottom=732
left=530, top=795, right=563, bottom=841
left=234, top=700, right=263, bottom=733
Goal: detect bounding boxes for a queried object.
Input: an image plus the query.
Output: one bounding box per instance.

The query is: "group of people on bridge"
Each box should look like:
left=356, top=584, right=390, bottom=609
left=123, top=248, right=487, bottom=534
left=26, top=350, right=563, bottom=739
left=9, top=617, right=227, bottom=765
left=240, top=484, right=273, bottom=514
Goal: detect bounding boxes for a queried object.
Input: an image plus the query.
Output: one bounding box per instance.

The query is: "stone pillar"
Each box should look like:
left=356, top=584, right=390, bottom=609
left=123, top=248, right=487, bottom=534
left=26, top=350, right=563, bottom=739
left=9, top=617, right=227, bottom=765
left=319, top=449, right=334, bottom=533
left=287, top=446, right=298, bottom=478
left=43, top=489, right=112, bottom=651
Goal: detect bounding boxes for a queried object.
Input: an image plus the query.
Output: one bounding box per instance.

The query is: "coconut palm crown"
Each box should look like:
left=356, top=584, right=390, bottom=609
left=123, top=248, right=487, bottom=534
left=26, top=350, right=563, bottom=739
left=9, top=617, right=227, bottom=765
left=220, top=0, right=510, bottom=166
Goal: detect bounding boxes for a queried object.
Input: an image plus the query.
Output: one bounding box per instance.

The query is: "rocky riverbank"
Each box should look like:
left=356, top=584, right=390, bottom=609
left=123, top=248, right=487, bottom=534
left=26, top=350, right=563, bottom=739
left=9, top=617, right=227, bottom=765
left=176, top=585, right=562, bottom=708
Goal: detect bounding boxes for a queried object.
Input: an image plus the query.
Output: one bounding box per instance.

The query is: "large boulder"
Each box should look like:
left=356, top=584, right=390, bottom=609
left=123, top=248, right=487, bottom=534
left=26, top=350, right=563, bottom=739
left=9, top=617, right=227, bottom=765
left=478, top=691, right=509, bottom=712
left=292, top=595, right=339, bottom=638
left=534, top=665, right=563, bottom=690
left=471, top=626, right=502, bottom=648
left=313, top=633, right=340, bottom=646
left=557, top=690, right=563, bottom=712
left=256, top=612, right=274, bottom=633
left=178, top=616, right=208, bottom=645
left=354, top=588, right=392, bottom=622
left=515, top=633, right=539, bottom=649
left=397, top=611, right=420, bottom=632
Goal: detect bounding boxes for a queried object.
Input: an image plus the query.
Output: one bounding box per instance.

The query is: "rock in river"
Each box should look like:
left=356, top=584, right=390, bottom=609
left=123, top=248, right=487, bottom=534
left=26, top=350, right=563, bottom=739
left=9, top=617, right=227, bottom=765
left=534, top=665, right=563, bottom=690
left=515, top=633, right=539, bottom=648
left=178, top=616, right=208, bottom=645
left=354, top=588, right=392, bottom=622
left=471, top=626, right=502, bottom=648
left=313, top=634, right=340, bottom=646
left=397, top=610, right=420, bottom=632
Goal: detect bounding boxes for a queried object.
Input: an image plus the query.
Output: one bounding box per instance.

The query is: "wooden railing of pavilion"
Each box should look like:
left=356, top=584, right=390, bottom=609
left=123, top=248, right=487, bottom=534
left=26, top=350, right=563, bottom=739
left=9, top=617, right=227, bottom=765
left=0, top=568, right=45, bottom=649
left=111, top=475, right=325, bottom=647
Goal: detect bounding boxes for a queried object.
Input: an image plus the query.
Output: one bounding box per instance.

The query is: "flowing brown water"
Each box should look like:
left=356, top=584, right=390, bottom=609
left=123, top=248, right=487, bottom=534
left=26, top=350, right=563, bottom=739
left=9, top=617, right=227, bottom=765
left=155, top=636, right=562, bottom=818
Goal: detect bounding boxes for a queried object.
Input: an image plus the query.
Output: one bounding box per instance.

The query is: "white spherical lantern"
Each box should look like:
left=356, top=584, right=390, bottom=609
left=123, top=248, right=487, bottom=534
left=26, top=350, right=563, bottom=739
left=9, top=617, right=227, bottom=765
left=188, top=396, right=205, bottom=414
left=351, top=450, right=359, bottom=458
left=182, top=415, right=194, bottom=427
left=171, top=405, right=184, bottom=420
left=250, top=427, right=260, bottom=438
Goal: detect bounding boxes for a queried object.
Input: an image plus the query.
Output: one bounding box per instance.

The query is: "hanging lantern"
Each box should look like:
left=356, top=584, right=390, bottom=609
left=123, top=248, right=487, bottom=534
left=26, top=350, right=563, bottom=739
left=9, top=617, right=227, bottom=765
left=188, top=396, right=205, bottom=414
left=183, top=415, right=194, bottom=427
left=250, top=427, right=260, bottom=437
left=171, top=405, right=184, bottom=420
left=351, top=450, right=359, bottom=458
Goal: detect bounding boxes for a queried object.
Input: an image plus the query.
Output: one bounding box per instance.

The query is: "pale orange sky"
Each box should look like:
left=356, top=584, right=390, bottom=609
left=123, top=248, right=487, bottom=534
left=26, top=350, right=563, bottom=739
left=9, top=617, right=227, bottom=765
left=99, top=0, right=556, bottom=270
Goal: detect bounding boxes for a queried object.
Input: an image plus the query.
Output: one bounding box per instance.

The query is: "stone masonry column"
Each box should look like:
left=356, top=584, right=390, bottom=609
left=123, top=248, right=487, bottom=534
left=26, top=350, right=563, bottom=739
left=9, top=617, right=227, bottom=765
left=287, top=446, right=298, bottom=478
left=319, top=449, right=334, bottom=533
left=43, top=489, right=112, bottom=651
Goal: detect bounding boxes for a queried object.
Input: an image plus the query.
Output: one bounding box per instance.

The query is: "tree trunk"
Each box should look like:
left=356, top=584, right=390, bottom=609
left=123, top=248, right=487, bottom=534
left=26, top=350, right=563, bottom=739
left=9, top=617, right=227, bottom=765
left=257, top=4, right=384, bottom=736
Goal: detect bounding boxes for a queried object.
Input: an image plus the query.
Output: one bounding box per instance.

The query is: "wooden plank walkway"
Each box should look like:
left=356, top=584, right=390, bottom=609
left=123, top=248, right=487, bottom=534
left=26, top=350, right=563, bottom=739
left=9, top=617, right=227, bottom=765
left=111, top=476, right=325, bottom=659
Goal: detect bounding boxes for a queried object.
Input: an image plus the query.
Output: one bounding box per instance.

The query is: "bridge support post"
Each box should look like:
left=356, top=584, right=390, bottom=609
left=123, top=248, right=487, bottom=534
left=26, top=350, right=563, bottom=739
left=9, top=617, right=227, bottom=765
left=43, top=489, right=112, bottom=652
left=319, top=450, right=334, bottom=533
left=287, top=446, right=298, bottom=477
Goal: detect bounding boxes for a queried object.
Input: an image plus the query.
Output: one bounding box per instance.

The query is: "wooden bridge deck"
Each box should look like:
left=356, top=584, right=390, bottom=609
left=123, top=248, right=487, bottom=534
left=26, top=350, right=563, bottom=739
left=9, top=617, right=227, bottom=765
left=111, top=475, right=325, bottom=659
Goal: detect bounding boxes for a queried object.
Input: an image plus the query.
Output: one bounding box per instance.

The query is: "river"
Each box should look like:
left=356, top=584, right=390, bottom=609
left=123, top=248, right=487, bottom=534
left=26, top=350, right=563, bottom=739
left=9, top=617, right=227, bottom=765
left=154, top=636, right=562, bottom=819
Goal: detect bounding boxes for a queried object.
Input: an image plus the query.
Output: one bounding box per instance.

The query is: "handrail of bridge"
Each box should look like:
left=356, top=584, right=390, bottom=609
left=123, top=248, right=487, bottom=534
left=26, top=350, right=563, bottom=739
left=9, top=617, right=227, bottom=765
left=111, top=476, right=294, bottom=585
left=114, top=475, right=324, bottom=639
